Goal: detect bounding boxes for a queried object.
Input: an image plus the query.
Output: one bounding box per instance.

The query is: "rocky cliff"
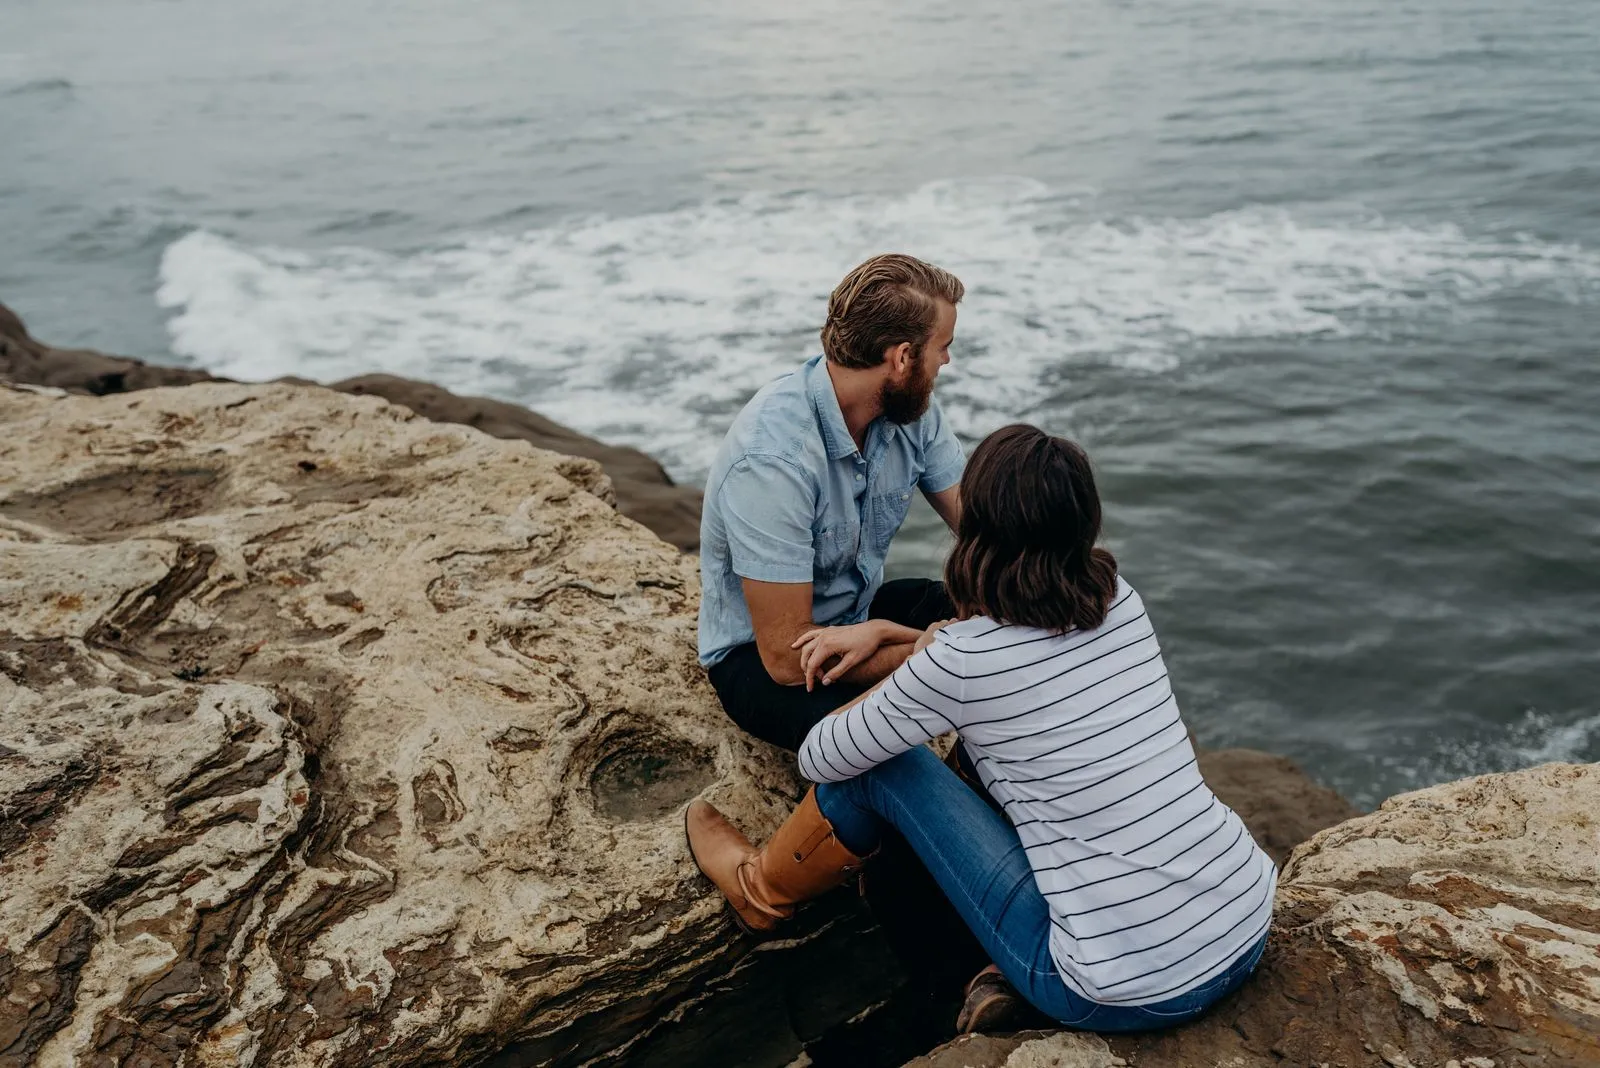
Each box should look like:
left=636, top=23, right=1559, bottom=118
left=0, top=381, right=784, bottom=1066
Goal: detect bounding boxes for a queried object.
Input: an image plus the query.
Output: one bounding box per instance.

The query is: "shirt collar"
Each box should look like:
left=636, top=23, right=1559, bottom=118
left=805, top=354, right=861, bottom=460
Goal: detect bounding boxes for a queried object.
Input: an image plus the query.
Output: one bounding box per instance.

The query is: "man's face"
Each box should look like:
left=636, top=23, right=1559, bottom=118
left=881, top=301, right=956, bottom=425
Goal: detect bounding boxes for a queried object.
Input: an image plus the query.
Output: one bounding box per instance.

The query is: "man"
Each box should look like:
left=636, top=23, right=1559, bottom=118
left=698, top=253, right=966, bottom=752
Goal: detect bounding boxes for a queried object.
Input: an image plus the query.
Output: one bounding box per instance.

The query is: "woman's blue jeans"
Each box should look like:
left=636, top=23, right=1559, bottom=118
left=813, top=745, right=1268, bottom=1032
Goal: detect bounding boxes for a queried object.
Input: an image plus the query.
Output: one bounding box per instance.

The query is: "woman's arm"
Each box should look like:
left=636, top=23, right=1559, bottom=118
left=797, top=633, right=967, bottom=783
left=790, top=619, right=923, bottom=690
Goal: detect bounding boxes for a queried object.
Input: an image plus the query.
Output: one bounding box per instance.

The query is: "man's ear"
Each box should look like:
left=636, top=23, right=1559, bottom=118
left=886, top=341, right=914, bottom=376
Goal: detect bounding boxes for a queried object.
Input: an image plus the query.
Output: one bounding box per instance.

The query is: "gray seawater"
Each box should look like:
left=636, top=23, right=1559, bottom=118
left=5, top=0, right=1599, bottom=808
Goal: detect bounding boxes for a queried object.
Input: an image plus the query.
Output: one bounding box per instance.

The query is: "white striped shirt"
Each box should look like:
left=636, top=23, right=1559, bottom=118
left=798, top=578, right=1276, bottom=1006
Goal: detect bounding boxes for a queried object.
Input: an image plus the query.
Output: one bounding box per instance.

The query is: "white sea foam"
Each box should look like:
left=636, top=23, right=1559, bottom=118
left=1372, top=709, right=1600, bottom=806
left=158, top=180, right=1600, bottom=479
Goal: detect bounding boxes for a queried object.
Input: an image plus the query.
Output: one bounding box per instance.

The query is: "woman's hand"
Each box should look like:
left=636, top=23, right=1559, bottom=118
left=914, top=619, right=955, bottom=654
left=792, top=620, right=890, bottom=691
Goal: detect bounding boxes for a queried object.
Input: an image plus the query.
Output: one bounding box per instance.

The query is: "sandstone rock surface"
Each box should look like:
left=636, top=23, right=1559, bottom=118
left=0, top=303, right=702, bottom=550
left=0, top=382, right=790, bottom=1067
left=909, top=762, right=1600, bottom=1068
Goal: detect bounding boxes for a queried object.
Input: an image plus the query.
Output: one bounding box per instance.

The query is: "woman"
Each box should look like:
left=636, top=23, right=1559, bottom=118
left=685, top=424, right=1275, bottom=1033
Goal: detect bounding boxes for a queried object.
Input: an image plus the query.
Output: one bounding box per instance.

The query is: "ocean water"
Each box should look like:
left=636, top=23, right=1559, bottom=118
left=4, top=0, right=1599, bottom=808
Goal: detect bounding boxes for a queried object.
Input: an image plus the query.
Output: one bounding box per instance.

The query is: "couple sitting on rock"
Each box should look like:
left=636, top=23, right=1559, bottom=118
left=688, top=254, right=1276, bottom=1034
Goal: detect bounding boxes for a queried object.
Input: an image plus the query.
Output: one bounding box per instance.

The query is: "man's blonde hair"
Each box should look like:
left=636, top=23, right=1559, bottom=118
left=821, top=253, right=964, bottom=370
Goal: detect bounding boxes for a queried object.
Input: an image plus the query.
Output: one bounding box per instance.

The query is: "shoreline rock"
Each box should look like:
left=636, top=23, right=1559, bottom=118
left=0, top=302, right=702, bottom=551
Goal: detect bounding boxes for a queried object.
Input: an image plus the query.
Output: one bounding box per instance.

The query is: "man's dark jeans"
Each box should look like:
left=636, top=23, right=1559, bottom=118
left=706, top=578, right=957, bottom=753
left=706, top=578, right=993, bottom=999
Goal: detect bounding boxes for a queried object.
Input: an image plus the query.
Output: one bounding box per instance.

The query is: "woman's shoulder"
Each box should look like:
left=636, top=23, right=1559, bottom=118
left=940, top=617, right=997, bottom=640
left=942, top=577, right=1146, bottom=648
left=1093, top=575, right=1148, bottom=629
left=937, top=615, right=1050, bottom=654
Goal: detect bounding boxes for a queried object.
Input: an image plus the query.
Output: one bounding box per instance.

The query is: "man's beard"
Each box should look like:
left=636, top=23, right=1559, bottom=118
left=880, top=351, right=935, bottom=425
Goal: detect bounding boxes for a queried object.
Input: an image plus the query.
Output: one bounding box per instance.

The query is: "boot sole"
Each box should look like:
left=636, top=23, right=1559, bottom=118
left=957, top=969, right=1029, bottom=1034
left=956, top=989, right=1025, bottom=1034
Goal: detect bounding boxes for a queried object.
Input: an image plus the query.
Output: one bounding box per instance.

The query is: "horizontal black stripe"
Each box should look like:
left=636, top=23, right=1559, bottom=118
left=1011, top=755, right=1197, bottom=829
left=955, top=609, right=1148, bottom=681
left=1014, top=734, right=1191, bottom=809
left=1085, top=778, right=1209, bottom=843
left=1030, top=805, right=1225, bottom=893
left=1087, top=910, right=1273, bottom=1006
left=1072, top=840, right=1255, bottom=945
left=976, top=675, right=1173, bottom=765
left=959, top=649, right=1166, bottom=729
left=1071, top=862, right=1270, bottom=975
left=1037, top=817, right=1232, bottom=901
left=946, top=589, right=1136, bottom=658
left=1059, top=825, right=1248, bottom=920
left=964, top=630, right=1158, bottom=707
left=1084, top=871, right=1274, bottom=992
left=1019, top=781, right=1211, bottom=856
left=998, top=714, right=1185, bottom=795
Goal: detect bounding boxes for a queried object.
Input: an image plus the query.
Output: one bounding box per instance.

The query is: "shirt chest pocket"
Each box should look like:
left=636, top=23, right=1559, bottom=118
left=865, top=483, right=916, bottom=559
left=813, top=520, right=858, bottom=577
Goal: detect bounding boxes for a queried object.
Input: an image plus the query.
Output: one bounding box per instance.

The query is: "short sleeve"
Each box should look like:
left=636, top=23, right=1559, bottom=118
left=918, top=399, right=965, bottom=493
left=719, top=456, right=816, bottom=585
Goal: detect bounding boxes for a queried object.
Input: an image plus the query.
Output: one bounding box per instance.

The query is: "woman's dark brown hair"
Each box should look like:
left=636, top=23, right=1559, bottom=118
left=944, top=424, right=1119, bottom=632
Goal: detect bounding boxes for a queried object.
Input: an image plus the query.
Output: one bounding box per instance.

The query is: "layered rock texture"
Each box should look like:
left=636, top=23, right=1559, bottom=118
left=0, top=381, right=789, bottom=1066
left=0, top=303, right=701, bottom=550
left=912, top=762, right=1600, bottom=1068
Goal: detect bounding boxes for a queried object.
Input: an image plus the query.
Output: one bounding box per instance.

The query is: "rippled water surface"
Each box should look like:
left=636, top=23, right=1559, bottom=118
left=5, top=0, right=1599, bottom=806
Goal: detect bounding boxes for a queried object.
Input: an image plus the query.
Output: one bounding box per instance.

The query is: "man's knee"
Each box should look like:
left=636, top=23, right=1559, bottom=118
left=707, top=645, right=864, bottom=752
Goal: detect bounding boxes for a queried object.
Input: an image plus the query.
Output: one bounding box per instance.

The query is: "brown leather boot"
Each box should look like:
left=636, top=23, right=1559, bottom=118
left=684, top=787, right=869, bottom=935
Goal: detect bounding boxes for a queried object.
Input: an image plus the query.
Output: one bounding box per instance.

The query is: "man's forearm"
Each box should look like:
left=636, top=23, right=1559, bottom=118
left=836, top=640, right=914, bottom=687
left=770, top=620, right=921, bottom=689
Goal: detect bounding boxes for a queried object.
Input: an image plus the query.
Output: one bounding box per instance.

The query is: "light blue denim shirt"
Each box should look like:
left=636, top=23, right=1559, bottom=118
left=698, top=354, right=966, bottom=667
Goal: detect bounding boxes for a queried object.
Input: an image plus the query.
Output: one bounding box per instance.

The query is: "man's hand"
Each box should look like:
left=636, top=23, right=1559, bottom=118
left=792, top=620, right=920, bottom=691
